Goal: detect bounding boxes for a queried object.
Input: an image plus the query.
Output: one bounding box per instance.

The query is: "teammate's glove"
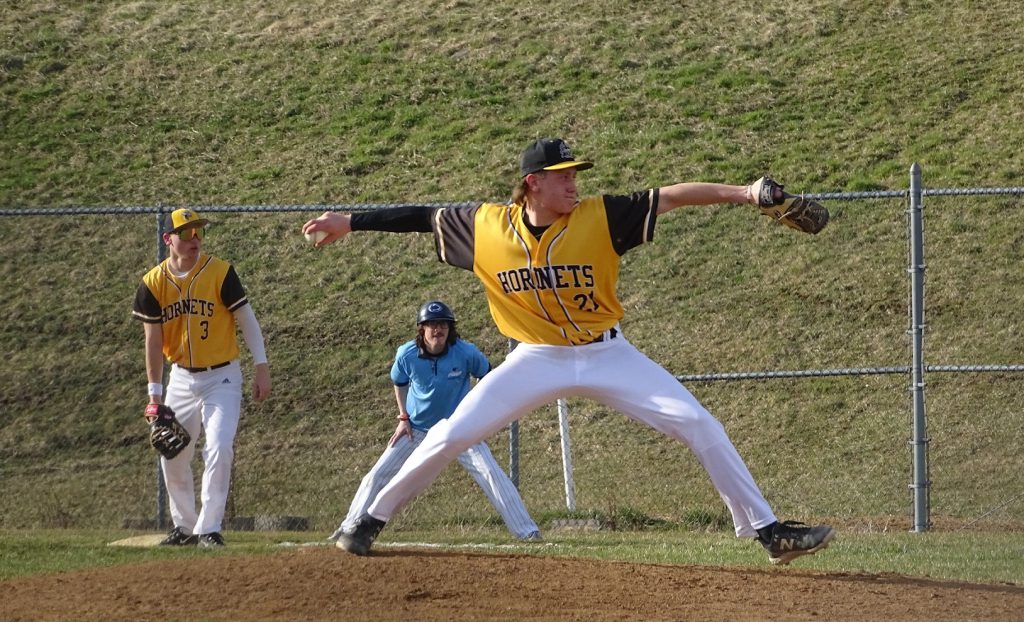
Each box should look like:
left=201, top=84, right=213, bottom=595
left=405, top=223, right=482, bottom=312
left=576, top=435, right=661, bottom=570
left=749, top=176, right=829, bottom=235
left=145, top=403, right=190, bottom=460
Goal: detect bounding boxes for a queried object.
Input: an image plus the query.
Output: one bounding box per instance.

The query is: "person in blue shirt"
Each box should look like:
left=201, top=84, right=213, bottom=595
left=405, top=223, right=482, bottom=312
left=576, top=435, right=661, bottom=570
left=329, top=300, right=541, bottom=541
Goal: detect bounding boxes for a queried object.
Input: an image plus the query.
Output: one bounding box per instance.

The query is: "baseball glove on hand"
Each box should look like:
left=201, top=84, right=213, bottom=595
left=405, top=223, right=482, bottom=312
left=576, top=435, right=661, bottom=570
left=749, top=176, right=829, bottom=235
left=145, top=403, right=190, bottom=460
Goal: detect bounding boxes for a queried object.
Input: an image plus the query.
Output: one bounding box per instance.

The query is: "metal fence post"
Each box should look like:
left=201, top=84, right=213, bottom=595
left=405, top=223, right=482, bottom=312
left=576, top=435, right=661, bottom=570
left=155, top=209, right=169, bottom=530
left=907, top=163, right=931, bottom=532
left=556, top=398, right=577, bottom=511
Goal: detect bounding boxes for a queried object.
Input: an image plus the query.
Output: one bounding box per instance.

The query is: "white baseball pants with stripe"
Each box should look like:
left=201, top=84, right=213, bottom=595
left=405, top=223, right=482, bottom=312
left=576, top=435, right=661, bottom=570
left=368, top=335, right=777, bottom=538
left=162, top=361, right=242, bottom=536
left=333, top=428, right=539, bottom=540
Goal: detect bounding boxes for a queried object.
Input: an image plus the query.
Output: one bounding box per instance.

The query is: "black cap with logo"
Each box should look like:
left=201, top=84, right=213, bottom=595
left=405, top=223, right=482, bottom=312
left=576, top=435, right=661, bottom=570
left=519, top=138, right=594, bottom=177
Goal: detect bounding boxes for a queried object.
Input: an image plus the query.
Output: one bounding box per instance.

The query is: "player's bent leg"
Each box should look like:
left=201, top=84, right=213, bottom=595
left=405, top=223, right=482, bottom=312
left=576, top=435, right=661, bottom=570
left=361, top=417, right=472, bottom=524
left=457, top=442, right=540, bottom=539
left=352, top=347, right=572, bottom=554
left=582, top=339, right=777, bottom=533
left=691, top=441, right=776, bottom=537
left=583, top=338, right=835, bottom=563
left=332, top=431, right=421, bottom=539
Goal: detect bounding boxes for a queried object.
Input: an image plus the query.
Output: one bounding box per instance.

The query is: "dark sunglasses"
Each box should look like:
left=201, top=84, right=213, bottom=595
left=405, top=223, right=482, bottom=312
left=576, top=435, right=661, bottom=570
left=172, top=226, right=205, bottom=241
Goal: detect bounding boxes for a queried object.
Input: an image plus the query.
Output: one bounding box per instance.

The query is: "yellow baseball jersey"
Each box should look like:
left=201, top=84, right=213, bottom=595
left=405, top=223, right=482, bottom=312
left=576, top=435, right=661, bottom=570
left=132, top=254, right=247, bottom=367
left=433, top=190, right=659, bottom=345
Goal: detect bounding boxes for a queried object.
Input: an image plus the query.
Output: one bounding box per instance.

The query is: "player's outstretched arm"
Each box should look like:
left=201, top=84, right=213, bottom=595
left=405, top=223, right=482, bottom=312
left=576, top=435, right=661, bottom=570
left=302, top=205, right=440, bottom=247
left=302, top=212, right=352, bottom=247
left=656, top=182, right=753, bottom=215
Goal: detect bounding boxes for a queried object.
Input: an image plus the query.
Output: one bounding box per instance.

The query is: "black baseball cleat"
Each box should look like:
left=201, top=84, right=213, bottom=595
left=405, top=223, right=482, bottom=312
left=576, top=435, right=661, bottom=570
left=197, top=532, right=226, bottom=548
left=337, top=514, right=386, bottom=556
left=159, top=526, right=198, bottom=546
left=761, top=520, right=835, bottom=565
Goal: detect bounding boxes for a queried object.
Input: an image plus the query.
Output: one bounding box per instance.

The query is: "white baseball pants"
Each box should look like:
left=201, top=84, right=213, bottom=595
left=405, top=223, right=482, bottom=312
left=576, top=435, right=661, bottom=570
left=368, top=335, right=777, bottom=538
left=162, top=360, right=242, bottom=536
left=334, top=428, right=539, bottom=539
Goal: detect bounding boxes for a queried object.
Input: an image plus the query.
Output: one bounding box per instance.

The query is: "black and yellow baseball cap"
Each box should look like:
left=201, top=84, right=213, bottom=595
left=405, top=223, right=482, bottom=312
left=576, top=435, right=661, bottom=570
left=165, top=208, right=209, bottom=233
left=519, top=138, right=594, bottom=177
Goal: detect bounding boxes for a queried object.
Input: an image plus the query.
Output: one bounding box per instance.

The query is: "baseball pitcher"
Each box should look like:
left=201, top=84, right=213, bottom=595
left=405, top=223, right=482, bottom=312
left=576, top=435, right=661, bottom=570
left=303, top=138, right=834, bottom=564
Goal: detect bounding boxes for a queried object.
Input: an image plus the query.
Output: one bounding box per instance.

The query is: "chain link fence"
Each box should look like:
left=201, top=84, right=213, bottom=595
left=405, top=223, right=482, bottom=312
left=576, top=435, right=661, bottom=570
left=1, top=172, right=1021, bottom=535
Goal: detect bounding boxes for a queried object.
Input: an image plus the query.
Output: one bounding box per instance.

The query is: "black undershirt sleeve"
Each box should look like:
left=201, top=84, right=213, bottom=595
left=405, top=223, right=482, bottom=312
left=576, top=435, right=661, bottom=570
left=221, top=265, right=248, bottom=312
left=603, top=189, right=660, bottom=255
left=350, top=205, right=436, bottom=233
left=133, top=282, right=162, bottom=323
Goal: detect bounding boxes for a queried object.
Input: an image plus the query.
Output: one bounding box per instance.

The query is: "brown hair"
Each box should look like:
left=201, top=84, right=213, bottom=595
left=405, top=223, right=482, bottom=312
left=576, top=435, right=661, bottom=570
left=415, top=321, right=459, bottom=350
left=511, top=170, right=549, bottom=205
left=511, top=176, right=529, bottom=206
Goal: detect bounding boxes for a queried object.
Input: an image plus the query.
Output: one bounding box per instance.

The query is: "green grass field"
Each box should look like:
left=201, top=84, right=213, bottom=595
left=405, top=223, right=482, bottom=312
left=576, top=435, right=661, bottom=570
left=2, top=528, right=1021, bottom=586
left=2, top=1, right=1023, bottom=584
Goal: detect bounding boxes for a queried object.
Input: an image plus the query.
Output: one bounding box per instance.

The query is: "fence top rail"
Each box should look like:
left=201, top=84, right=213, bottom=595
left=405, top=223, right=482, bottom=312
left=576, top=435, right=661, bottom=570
left=2, top=186, right=1023, bottom=216
left=924, top=186, right=1024, bottom=196
left=0, top=202, right=477, bottom=217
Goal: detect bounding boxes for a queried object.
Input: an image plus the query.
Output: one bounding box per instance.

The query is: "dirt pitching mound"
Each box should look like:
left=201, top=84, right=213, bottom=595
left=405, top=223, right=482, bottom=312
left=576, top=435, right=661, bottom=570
left=2, top=546, right=1021, bottom=621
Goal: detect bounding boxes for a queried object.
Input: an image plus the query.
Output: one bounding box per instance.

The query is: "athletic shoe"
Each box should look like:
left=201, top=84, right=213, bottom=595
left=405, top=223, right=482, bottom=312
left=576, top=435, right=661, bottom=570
left=337, top=514, right=386, bottom=556
left=762, top=520, right=835, bottom=565
left=197, top=532, right=226, bottom=548
left=159, top=526, right=198, bottom=546
left=327, top=525, right=346, bottom=542
left=520, top=531, right=542, bottom=542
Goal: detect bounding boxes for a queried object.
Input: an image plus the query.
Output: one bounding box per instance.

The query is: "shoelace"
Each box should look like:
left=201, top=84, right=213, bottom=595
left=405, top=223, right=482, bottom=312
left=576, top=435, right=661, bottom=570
left=774, top=520, right=811, bottom=540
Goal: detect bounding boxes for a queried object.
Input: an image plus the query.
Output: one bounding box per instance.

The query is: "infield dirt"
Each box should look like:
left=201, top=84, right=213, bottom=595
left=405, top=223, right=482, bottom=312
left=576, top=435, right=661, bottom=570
left=2, top=547, right=1022, bottom=621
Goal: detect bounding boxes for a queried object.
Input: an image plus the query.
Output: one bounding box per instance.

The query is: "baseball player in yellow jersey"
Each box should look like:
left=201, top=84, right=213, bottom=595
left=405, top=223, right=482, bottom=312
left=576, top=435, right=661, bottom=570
left=133, top=208, right=271, bottom=547
left=303, top=138, right=835, bottom=565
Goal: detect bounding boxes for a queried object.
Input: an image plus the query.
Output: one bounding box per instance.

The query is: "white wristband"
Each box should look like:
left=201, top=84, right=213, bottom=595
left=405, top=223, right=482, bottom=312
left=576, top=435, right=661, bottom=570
left=148, top=382, right=163, bottom=396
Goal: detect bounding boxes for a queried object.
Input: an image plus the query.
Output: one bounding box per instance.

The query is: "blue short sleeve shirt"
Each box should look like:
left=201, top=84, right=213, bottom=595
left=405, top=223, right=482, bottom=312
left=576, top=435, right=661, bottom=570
left=390, top=339, right=491, bottom=431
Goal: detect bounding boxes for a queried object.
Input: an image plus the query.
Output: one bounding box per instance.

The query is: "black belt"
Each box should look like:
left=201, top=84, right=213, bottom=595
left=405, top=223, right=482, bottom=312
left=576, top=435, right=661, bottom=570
left=585, top=327, right=618, bottom=344
left=179, top=361, right=231, bottom=373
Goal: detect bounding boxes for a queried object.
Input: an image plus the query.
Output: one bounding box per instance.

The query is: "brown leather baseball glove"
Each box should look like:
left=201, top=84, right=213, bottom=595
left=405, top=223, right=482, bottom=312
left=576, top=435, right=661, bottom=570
left=145, top=403, right=190, bottom=460
left=749, top=176, right=829, bottom=234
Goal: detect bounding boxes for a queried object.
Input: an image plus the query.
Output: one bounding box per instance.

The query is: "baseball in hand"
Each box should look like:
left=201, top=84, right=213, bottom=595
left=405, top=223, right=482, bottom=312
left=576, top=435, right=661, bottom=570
left=304, top=230, right=328, bottom=245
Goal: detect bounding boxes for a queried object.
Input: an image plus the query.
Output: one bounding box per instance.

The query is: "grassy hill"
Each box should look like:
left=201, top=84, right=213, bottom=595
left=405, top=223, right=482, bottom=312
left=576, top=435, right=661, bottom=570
left=1, top=1, right=1022, bottom=534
